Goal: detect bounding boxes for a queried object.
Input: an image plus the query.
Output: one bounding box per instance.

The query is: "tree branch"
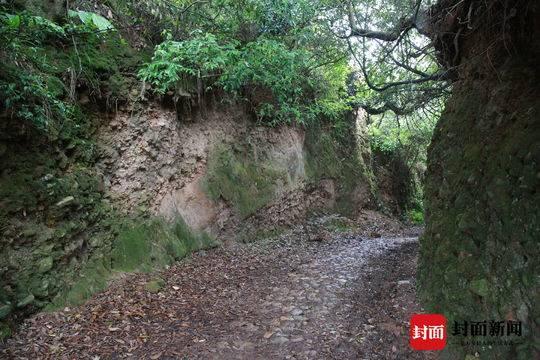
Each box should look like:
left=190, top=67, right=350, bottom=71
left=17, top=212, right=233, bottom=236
left=358, top=102, right=415, bottom=115
left=390, top=55, right=431, bottom=78
left=347, top=40, right=450, bottom=93
left=345, top=0, right=428, bottom=41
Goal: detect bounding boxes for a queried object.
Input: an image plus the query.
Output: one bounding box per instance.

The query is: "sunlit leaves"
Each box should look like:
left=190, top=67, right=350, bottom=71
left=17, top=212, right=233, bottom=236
left=138, top=32, right=239, bottom=94
left=140, top=31, right=350, bottom=126
left=68, top=10, right=114, bottom=31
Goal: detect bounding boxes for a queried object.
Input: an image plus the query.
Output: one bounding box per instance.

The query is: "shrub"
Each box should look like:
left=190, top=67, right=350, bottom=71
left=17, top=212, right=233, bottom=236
left=139, top=34, right=351, bottom=125
left=0, top=10, right=135, bottom=138
left=138, top=32, right=238, bottom=95
left=408, top=209, right=424, bottom=224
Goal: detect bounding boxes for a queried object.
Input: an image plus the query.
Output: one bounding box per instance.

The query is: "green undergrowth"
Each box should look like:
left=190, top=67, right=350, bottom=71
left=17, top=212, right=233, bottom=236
left=0, top=8, right=143, bottom=138
left=203, top=143, right=286, bottom=218
left=49, top=217, right=217, bottom=309
left=407, top=208, right=424, bottom=224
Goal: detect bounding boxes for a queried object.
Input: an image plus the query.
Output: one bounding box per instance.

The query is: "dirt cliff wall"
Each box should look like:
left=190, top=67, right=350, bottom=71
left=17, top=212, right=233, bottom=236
left=96, top=104, right=376, bottom=240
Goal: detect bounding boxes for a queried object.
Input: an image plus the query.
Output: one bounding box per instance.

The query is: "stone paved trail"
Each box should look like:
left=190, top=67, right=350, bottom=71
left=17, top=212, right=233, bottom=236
left=3, top=229, right=437, bottom=359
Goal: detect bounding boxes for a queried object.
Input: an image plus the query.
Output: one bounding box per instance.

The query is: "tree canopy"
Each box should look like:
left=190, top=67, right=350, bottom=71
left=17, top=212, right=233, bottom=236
left=1, top=0, right=450, bottom=134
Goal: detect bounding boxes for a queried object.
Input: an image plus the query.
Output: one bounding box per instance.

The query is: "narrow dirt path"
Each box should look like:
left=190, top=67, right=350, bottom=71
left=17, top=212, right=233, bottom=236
left=3, top=229, right=436, bottom=359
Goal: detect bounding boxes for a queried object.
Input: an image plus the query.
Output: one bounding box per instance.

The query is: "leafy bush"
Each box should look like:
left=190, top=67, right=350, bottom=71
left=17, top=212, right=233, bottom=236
left=0, top=12, right=73, bottom=133
left=368, top=112, right=437, bottom=160
left=408, top=208, right=424, bottom=224
left=221, top=39, right=315, bottom=124
left=68, top=10, right=113, bottom=31
left=138, top=32, right=238, bottom=94
left=140, top=33, right=351, bottom=125
left=0, top=9, right=135, bottom=138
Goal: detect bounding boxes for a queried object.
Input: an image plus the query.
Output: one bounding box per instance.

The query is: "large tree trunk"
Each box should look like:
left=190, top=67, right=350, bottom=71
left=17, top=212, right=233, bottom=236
left=419, top=1, right=539, bottom=358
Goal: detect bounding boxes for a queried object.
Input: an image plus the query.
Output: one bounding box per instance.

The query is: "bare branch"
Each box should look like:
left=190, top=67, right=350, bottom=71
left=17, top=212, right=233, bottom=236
left=345, top=1, right=413, bottom=41
left=347, top=39, right=450, bottom=93
left=341, top=1, right=453, bottom=118
left=358, top=101, right=417, bottom=115
left=390, top=55, right=431, bottom=78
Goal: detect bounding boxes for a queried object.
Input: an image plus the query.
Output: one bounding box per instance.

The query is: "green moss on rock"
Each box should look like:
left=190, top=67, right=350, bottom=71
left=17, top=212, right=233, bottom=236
left=419, top=61, right=540, bottom=359
left=0, top=322, right=11, bottom=341
left=111, top=217, right=216, bottom=272
left=58, top=257, right=111, bottom=307
left=0, top=305, right=12, bottom=320
left=49, top=216, right=217, bottom=309
left=203, top=143, right=285, bottom=217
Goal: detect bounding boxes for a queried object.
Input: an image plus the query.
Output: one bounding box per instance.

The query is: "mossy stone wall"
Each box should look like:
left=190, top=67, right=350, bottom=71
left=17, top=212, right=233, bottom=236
left=51, top=217, right=216, bottom=309
left=0, top=141, right=114, bottom=324
left=419, top=60, right=539, bottom=359
left=0, top=130, right=215, bottom=338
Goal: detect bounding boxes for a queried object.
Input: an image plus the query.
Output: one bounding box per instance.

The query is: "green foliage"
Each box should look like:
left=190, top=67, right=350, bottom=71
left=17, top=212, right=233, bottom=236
left=137, top=0, right=351, bottom=125
left=68, top=10, right=114, bottom=31
left=311, top=62, right=353, bottom=121
left=140, top=33, right=350, bottom=125
left=222, top=39, right=346, bottom=125
left=138, top=32, right=238, bottom=94
left=368, top=114, right=436, bottom=160
left=0, top=9, right=136, bottom=138
left=368, top=126, right=401, bottom=154
left=407, top=208, right=424, bottom=224
left=0, top=12, right=72, bottom=132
